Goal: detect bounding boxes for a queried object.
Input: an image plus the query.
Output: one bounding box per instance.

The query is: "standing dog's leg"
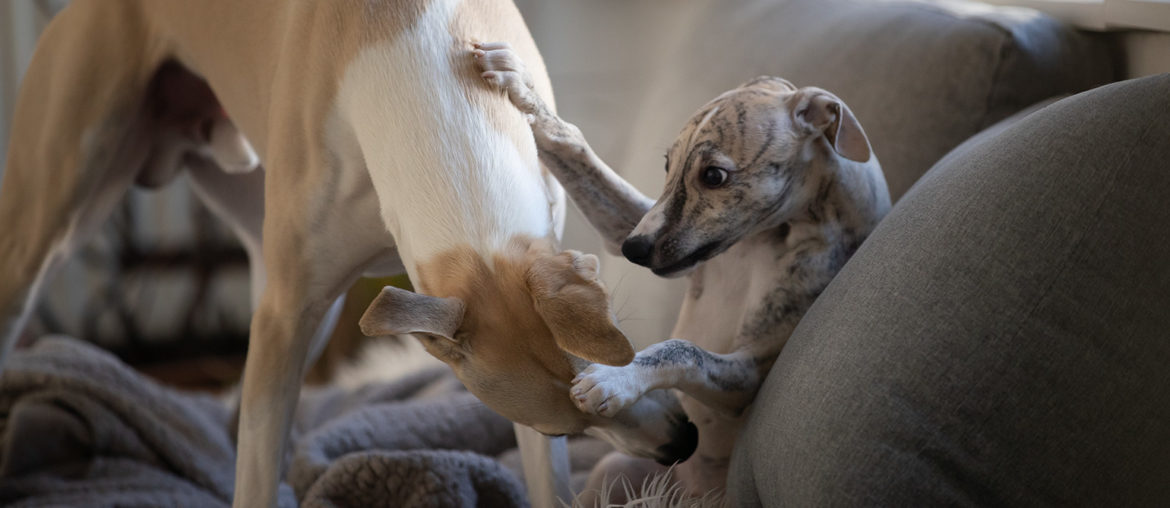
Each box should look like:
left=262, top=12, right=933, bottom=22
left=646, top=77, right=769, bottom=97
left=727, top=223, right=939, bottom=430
left=0, top=3, right=161, bottom=362
left=230, top=145, right=380, bottom=507
left=514, top=423, right=573, bottom=506
left=188, top=155, right=352, bottom=459
left=474, top=43, right=652, bottom=254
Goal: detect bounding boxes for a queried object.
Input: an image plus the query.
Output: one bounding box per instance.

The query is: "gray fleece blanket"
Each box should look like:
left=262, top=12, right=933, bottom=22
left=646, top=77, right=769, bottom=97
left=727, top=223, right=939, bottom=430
left=0, top=337, right=609, bottom=507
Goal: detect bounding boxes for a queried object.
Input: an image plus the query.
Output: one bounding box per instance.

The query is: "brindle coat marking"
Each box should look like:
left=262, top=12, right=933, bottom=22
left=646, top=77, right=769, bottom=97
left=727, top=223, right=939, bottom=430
left=475, top=43, right=891, bottom=497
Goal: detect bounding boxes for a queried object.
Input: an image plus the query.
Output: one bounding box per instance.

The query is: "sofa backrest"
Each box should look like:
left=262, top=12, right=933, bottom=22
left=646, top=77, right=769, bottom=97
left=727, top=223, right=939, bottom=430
left=618, top=0, right=1116, bottom=202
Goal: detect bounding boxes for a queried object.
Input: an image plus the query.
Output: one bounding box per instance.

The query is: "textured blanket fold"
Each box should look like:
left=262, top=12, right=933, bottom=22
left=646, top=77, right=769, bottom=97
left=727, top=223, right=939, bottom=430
left=0, top=337, right=563, bottom=507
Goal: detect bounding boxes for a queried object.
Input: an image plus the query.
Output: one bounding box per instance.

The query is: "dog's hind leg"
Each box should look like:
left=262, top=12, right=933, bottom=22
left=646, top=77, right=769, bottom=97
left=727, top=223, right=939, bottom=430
left=0, top=2, right=164, bottom=363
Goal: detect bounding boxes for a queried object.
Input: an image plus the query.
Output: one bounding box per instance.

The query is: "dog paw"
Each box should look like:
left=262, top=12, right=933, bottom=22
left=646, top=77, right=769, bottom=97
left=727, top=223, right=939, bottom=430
left=570, top=364, right=645, bottom=418
left=472, top=42, right=538, bottom=117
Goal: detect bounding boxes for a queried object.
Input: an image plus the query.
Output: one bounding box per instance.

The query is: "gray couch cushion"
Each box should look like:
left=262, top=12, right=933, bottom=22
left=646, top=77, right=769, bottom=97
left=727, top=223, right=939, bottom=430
left=597, top=0, right=1116, bottom=348
left=728, top=74, right=1170, bottom=506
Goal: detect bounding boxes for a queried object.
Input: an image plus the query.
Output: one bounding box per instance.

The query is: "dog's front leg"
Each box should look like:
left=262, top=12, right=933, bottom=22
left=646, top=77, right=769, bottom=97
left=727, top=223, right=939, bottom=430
left=231, top=160, right=375, bottom=508
left=572, top=339, right=771, bottom=419
left=573, top=238, right=844, bottom=418
left=234, top=288, right=326, bottom=508
left=474, top=43, right=653, bottom=254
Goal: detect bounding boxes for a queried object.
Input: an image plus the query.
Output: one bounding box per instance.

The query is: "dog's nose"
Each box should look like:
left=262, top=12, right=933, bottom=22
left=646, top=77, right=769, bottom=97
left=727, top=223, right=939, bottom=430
left=622, top=236, right=655, bottom=266
left=654, top=418, right=698, bottom=466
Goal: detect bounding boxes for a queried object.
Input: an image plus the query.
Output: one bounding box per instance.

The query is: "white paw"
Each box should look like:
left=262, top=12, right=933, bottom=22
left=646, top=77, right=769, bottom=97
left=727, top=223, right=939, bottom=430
left=471, top=42, right=537, bottom=118
left=472, top=41, right=526, bottom=84
left=570, top=364, right=644, bottom=418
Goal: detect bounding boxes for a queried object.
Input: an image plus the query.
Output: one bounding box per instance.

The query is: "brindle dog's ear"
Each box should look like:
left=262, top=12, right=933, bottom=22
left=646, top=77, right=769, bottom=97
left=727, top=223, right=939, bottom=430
left=359, top=285, right=465, bottom=341
left=793, top=88, right=872, bottom=163
left=527, top=251, right=635, bottom=366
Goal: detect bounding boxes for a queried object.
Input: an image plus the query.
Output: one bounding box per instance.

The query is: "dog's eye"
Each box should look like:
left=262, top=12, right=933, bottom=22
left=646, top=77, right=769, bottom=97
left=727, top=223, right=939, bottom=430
left=699, top=166, right=729, bottom=188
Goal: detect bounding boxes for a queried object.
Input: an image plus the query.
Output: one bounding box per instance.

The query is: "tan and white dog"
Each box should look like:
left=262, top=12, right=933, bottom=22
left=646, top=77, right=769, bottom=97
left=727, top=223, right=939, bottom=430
left=0, top=1, right=696, bottom=506
left=475, top=43, right=891, bottom=500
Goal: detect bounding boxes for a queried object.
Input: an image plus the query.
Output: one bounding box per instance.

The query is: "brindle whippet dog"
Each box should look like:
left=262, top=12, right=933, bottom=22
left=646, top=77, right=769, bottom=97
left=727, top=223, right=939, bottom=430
left=474, top=42, right=891, bottom=498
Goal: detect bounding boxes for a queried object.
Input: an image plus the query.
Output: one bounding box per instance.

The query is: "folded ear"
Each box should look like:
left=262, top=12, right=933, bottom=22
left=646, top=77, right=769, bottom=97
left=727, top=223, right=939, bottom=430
left=528, top=251, right=634, bottom=366
left=359, top=285, right=465, bottom=340
left=793, top=88, right=872, bottom=163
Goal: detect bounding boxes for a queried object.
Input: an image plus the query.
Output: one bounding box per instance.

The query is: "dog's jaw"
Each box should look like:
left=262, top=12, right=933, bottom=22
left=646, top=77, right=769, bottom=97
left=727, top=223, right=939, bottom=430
left=648, top=240, right=724, bottom=278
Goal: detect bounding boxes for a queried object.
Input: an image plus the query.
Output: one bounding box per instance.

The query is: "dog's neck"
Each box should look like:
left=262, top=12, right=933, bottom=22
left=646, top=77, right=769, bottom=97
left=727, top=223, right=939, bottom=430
left=145, top=0, right=564, bottom=284
left=802, top=156, right=890, bottom=234
left=366, top=121, right=560, bottom=286
left=329, top=0, right=562, bottom=287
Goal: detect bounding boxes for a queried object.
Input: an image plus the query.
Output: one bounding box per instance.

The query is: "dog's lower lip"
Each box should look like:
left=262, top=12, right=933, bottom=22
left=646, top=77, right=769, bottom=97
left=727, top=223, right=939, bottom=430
left=651, top=242, right=721, bottom=276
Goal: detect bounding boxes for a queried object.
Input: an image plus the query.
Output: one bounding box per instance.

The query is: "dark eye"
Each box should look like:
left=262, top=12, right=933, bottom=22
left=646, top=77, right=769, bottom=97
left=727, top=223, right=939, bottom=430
left=700, top=166, right=729, bottom=188
left=664, top=157, right=670, bottom=174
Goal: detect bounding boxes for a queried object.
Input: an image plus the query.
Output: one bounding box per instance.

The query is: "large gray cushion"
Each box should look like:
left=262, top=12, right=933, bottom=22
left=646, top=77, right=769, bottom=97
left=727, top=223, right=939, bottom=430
left=729, top=74, right=1170, bottom=506
left=585, top=0, right=1117, bottom=348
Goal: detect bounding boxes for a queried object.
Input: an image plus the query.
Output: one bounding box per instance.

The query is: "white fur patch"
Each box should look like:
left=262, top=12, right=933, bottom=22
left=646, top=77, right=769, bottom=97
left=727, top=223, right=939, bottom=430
left=336, top=0, right=550, bottom=278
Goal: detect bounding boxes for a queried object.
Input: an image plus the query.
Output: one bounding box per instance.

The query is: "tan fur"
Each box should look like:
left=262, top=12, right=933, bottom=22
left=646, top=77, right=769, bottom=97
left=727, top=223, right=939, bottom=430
left=358, top=285, right=466, bottom=339
left=416, top=237, right=634, bottom=367
left=0, top=2, right=590, bottom=507
left=360, top=237, right=692, bottom=461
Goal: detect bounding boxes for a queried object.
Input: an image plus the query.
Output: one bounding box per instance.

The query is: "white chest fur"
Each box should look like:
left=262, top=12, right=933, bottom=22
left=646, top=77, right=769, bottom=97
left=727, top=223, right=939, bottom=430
left=334, top=0, right=554, bottom=280
left=671, top=238, right=780, bottom=353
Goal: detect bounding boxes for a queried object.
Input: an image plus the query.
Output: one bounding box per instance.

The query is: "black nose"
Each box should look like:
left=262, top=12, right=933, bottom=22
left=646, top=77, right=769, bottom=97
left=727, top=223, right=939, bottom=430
left=654, top=419, right=698, bottom=466
left=622, top=236, right=655, bottom=266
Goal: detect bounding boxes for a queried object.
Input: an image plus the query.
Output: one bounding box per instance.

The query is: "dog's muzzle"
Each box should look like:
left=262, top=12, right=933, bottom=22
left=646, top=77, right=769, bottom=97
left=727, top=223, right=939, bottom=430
left=622, top=235, right=655, bottom=267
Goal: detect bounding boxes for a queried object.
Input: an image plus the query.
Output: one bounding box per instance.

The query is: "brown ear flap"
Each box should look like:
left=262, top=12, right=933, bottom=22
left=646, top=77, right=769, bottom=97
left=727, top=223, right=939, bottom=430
left=793, top=89, right=872, bottom=163
left=359, top=285, right=465, bottom=340
left=528, top=252, right=635, bottom=366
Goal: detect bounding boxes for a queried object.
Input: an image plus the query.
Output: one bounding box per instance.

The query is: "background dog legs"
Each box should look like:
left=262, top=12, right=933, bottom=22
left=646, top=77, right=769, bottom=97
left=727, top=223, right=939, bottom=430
left=514, top=424, right=573, bottom=508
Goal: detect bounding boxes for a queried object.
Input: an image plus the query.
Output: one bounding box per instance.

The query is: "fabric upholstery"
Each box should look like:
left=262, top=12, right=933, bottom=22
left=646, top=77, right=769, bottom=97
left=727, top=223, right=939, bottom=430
left=729, top=74, right=1170, bottom=506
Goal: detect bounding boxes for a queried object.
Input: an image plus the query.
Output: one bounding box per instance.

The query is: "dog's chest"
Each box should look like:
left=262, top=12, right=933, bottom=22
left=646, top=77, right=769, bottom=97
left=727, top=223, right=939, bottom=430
left=671, top=242, right=779, bottom=353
